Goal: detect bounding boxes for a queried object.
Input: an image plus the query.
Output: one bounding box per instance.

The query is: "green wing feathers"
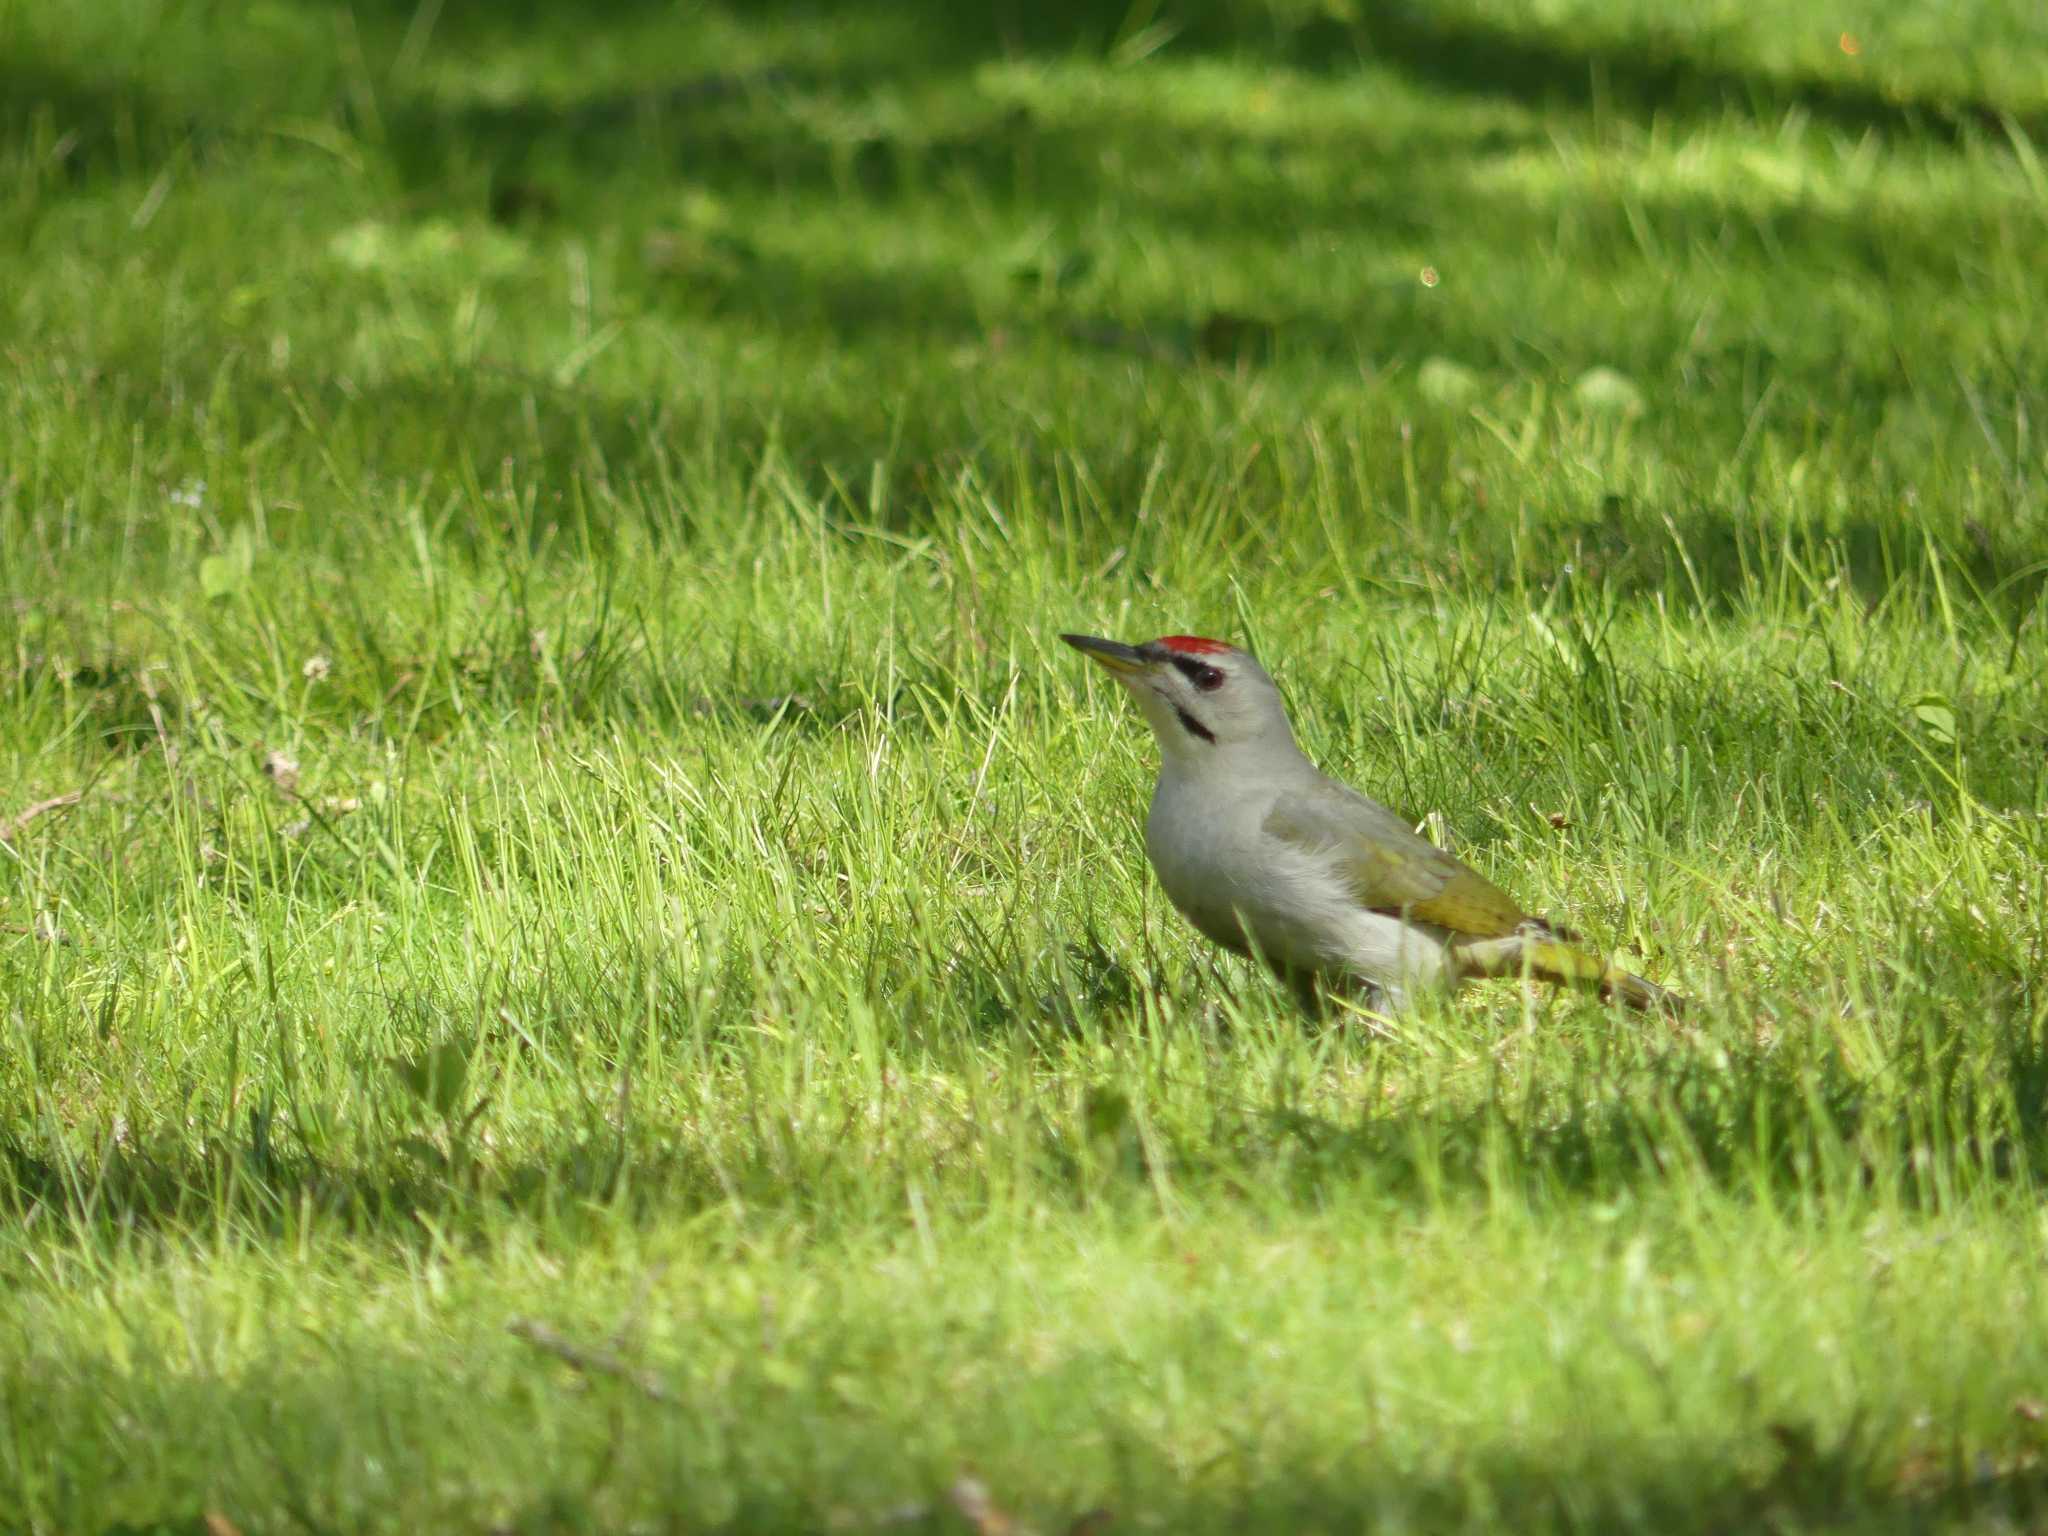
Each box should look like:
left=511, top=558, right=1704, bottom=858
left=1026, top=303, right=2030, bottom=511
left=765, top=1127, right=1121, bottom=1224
left=1263, top=780, right=1683, bottom=1014
left=1261, top=783, right=1525, bottom=937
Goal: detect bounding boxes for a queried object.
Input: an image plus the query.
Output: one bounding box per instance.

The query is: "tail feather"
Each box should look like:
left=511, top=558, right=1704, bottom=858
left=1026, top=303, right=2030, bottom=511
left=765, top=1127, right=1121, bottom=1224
left=1454, top=926, right=1685, bottom=1016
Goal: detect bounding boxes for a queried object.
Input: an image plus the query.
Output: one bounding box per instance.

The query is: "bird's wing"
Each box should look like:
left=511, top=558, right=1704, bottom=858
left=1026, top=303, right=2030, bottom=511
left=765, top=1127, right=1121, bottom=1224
left=1262, top=776, right=1526, bottom=938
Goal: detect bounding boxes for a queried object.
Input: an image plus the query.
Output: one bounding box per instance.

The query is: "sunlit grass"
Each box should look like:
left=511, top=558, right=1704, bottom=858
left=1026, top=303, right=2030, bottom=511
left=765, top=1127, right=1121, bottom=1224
left=2, top=0, right=2046, bottom=1531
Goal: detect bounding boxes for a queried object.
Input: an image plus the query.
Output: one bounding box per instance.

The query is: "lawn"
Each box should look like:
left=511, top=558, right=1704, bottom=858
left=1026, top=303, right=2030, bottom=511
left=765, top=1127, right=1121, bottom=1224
left=3, top=1, right=2047, bottom=1531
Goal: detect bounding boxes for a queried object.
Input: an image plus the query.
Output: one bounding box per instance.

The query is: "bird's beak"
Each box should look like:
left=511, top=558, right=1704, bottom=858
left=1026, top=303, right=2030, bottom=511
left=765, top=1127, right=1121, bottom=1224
left=1061, top=633, right=1152, bottom=676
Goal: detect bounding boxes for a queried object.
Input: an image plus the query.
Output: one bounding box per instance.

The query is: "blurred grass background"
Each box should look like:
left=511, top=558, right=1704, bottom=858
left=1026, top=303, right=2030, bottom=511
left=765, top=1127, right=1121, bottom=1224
left=2, top=1, right=2046, bottom=1532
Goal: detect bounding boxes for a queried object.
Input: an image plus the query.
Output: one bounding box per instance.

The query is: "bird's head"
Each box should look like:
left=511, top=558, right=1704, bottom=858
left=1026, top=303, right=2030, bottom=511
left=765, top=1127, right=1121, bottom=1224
left=1061, top=632, right=1296, bottom=765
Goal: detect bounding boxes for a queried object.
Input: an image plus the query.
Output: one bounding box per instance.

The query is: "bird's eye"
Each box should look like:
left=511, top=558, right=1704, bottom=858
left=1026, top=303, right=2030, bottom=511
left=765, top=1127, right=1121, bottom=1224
left=1170, top=655, right=1226, bottom=692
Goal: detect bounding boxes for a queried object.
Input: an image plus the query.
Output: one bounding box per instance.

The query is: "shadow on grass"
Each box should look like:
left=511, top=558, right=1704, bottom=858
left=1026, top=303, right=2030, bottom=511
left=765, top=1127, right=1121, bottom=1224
left=6, top=959, right=2044, bottom=1249
left=1348, top=3, right=2047, bottom=144
left=517, top=1444, right=2048, bottom=1536
left=332, top=0, right=2048, bottom=143
left=14, top=1303, right=2048, bottom=1535
left=44, top=1437, right=2048, bottom=1536
left=0, top=1112, right=719, bottom=1248
left=1250, top=994, right=2048, bottom=1213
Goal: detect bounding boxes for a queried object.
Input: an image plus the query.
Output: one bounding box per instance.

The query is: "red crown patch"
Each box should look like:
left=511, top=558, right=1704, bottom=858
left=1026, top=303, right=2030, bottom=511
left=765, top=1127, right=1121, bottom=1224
left=1158, top=635, right=1233, bottom=655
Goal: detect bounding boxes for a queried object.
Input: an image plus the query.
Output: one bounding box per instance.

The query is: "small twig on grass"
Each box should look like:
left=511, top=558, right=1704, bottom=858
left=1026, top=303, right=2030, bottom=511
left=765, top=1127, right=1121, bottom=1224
left=609, top=1260, right=672, bottom=1353
left=0, top=790, right=83, bottom=844
left=506, top=1316, right=676, bottom=1404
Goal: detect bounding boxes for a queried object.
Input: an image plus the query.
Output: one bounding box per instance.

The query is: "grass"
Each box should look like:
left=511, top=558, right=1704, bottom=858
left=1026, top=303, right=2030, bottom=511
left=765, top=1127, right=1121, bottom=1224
left=3, top=0, right=2047, bottom=1530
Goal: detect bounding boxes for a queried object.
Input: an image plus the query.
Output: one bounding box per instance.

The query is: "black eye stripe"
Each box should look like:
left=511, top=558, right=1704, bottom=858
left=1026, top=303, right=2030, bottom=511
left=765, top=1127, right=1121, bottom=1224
left=1168, top=655, right=1225, bottom=691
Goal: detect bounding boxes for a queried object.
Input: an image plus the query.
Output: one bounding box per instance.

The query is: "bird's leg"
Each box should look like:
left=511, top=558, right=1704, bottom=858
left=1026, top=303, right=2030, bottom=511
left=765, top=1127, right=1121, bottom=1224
left=1286, top=967, right=1330, bottom=1016
left=1288, top=969, right=1398, bottom=1029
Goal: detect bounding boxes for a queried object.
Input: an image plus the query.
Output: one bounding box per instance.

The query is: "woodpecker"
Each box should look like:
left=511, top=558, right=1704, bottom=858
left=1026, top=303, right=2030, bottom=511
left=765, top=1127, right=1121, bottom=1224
left=1063, top=632, right=1682, bottom=1015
